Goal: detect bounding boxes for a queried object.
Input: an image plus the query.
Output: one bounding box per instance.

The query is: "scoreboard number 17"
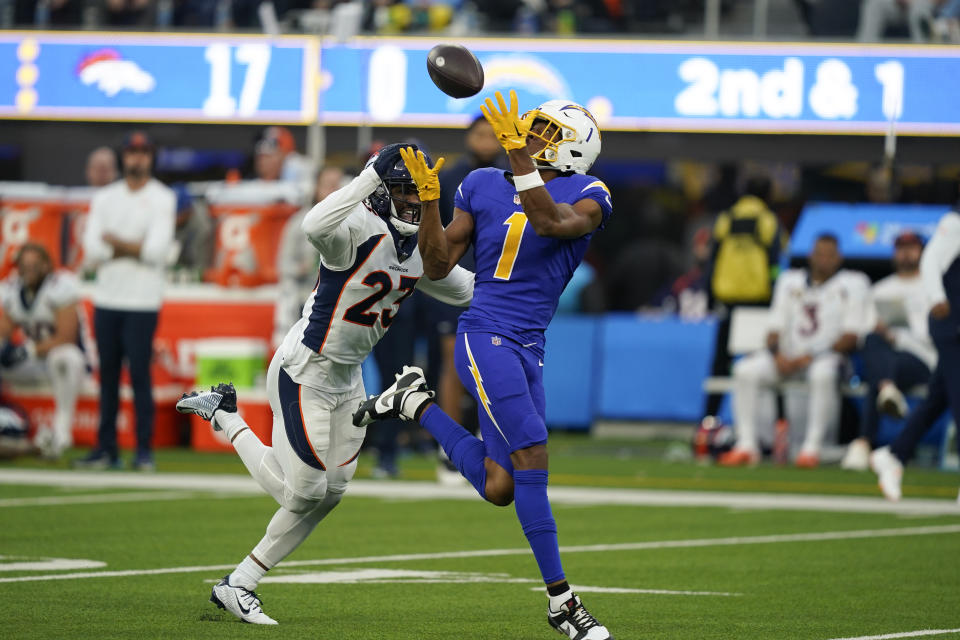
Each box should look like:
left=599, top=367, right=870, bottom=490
left=202, top=43, right=271, bottom=118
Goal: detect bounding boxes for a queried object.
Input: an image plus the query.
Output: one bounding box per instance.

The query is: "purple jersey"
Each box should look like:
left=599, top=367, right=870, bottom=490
left=454, top=168, right=612, bottom=350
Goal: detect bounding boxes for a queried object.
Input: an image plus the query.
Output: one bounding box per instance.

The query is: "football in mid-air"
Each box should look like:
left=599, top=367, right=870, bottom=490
left=426, top=44, right=484, bottom=99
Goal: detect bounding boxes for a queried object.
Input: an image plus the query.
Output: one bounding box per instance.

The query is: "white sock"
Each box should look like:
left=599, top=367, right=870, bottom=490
left=230, top=554, right=267, bottom=591
left=548, top=588, right=574, bottom=611
left=402, top=391, right=433, bottom=420
left=213, top=410, right=247, bottom=440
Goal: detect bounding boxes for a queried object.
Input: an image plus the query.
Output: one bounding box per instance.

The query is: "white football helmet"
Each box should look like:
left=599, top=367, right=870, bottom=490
left=523, top=100, right=601, bottom=175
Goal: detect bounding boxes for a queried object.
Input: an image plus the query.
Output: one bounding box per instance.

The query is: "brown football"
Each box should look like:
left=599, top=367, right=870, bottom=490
left=426, top=44, right=484, bottom=99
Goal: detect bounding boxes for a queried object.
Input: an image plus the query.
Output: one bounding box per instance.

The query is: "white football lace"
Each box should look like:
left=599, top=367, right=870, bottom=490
left=571, top=605, right=599, bottom=630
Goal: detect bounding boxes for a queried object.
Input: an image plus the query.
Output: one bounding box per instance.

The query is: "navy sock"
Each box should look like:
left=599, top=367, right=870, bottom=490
left=419, top=404, right=487, bottom=498
left=513, top=469, right=564, bottom=585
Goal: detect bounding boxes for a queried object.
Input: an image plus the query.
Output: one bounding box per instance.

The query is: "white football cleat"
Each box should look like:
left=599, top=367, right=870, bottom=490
left=176, top=383, right=237, bottom=425
left=548, top=593, right=612, bottom=640
left=840, top=438, right=871, bottom=471
left=210, top=575, right=278, bottom=625
left=870, top=446, right=904, bottom=502
left=352, top=365, right=434, bottom=427
left=877, top=384, right=908, bottom=419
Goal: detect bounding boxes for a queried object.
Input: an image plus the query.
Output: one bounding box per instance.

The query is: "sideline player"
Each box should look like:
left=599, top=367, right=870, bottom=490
left=176, top=144, right=473, bottom=625
left=0, top=244, right=87, bottom=459
left=356, top=91, right=613, bottom=639
left=871, top=211, right=960, bottom=501
left=720, top=233, right=870, bottom=468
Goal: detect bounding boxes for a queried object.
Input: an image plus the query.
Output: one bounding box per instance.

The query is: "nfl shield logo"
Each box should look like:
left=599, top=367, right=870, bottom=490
left=491, top=336, right=502, bottom=346
left=513, top=194, right=521, bottom=205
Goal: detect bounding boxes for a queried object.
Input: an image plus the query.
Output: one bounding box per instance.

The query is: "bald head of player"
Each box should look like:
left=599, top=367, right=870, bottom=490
left=86, top=147, right=118, bottom=188
left=15, top=244, right=52, bottom=293
left=809, top=233, right=843, bottom=284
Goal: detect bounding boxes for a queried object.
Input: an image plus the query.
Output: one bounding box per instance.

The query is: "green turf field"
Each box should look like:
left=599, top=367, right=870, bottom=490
left=1, top=435, right=959, bottom=640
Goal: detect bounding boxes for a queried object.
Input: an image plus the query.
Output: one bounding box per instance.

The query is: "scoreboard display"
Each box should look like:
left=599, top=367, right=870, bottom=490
left=1, top=31, right=959, bottom=135
left=0, top=32, right=315, bottom=123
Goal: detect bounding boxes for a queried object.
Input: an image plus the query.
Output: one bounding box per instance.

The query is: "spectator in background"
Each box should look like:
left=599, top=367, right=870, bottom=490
left=841, top=232, right=935, bottom=471
left=857, top=0, right=940, bottom=41
left=171, top=184, right=213, bottom=272
left=103, top=0, right=154, bottom=26
left=933, top=0, right=960, bottom=40
left=438, top=115, right=507, bottom=226
left=75, top=131, right=176, bottom=471
left=173, top=0, right=218, bottom=26
left=272, top=166, right=347, bottom=348
left=253, top=127, right=314, bottom=203
left=721, top=234, right=870, bottom=468
left=15, top=0, right=83, bottom=26
left=871, top=211, right=960, bottom=502
left=653, top=226, right=712, bottom=320
left=0, top=244, right=87, bottom=459
left=701, top=175, right=787, bottom=430
left=86, top=147, right=118, bottom=188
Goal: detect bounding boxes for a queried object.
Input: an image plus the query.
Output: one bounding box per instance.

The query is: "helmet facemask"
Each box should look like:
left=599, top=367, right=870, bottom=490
left=521, top=101, right=602, bottom=174
left=387, top=182, right=422, bottom=236
left=524, top=115, right=569, bottom=171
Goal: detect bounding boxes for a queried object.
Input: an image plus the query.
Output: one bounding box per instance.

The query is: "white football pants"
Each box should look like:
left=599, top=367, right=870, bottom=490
left=214, top=348, right=366, bottom=579
left=732, top=350, right=842, bottom=456
left=4, top=343, right=85, bottom=451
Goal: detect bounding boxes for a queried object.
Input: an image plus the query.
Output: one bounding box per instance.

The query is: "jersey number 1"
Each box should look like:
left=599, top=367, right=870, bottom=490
left=493, top=212, right=528, bottom=281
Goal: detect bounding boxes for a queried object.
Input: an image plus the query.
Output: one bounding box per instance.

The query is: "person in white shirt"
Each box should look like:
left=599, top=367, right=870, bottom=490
left=0, top=244, right=87, bottom=459
left=174, top=143, right=474, bottom=625
left=721, top=233, right=871, bottom=468
left=871, top=211, right=960, bottom=501
left=841, top=231, right=935, bottom=471
left=75, top=131, right=175, bottom=472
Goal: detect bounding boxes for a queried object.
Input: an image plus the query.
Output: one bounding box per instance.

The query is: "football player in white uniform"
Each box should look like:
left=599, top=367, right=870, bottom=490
left=720, top=233, right=870, bottom=468
left=0, top=244, right=87, bottom=459
left=176, top=144, right=472, bottom=625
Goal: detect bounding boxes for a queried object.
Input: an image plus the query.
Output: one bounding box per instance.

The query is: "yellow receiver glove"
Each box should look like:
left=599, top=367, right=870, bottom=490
left=480, top=89, right=531, bottom=152
left=399, top=146, right=445, bottom=201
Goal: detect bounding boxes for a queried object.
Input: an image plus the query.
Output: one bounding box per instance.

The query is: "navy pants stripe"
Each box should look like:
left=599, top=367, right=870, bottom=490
left=277, top=367, right=327, bottom=472
left=93, top=307, right=158, bottom=459
left=859, top=332, right=930, bottom=446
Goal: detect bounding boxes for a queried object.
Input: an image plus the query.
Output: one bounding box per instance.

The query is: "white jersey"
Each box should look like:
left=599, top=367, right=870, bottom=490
left=865, top=273, right=937, bottom=368
left=0, top=270, right=81, bottom=344
left=768, top=268, right=870, bottom=358
left=279, top=166, right=474, bottom=393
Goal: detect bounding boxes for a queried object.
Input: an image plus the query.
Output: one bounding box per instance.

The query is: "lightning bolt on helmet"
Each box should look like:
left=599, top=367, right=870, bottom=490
left=523, top=100, right=601, bottom=175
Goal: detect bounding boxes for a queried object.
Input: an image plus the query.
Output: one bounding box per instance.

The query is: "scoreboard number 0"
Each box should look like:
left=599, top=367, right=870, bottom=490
left=202, top=43, right=272, bottom=118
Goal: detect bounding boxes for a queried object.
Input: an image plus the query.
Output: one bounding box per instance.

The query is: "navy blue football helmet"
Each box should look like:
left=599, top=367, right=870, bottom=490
left=365, top=150, right=432, bottom=236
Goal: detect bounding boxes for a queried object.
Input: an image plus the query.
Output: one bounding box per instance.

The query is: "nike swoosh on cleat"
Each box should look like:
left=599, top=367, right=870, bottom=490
left=234, top=591, right=251, bottom=616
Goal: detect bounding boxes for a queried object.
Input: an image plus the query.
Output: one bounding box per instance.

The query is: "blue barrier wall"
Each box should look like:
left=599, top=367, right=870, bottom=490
left=543, top=315, right=601, bottom=429
left=596, top=314, right=717, bottom=423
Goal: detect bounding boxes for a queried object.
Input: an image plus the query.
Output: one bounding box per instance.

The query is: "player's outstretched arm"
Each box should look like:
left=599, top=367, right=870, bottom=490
left=481, top=90, right=604, bottom=239
left=512, top=169, right=604, bottom=239
left=417, top=264, right=474, bottom=307
left=399, top=146, right=471, bottom=279
left=301, top=166, right=380, bottom=269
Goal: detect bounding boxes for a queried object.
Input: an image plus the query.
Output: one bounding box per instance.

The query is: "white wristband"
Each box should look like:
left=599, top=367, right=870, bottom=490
left=513, top=171, right=544, bottom=192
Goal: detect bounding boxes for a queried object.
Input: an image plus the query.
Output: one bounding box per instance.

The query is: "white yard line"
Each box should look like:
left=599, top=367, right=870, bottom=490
left=0, top=469, right=958, bottom=515
left=0, top=523, right=958, bottom=585
left=528, top=585, right=742, bottom=597
left=827, top=629, right=960, bottom=640
left=0, top=491, right=227, bottom=507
